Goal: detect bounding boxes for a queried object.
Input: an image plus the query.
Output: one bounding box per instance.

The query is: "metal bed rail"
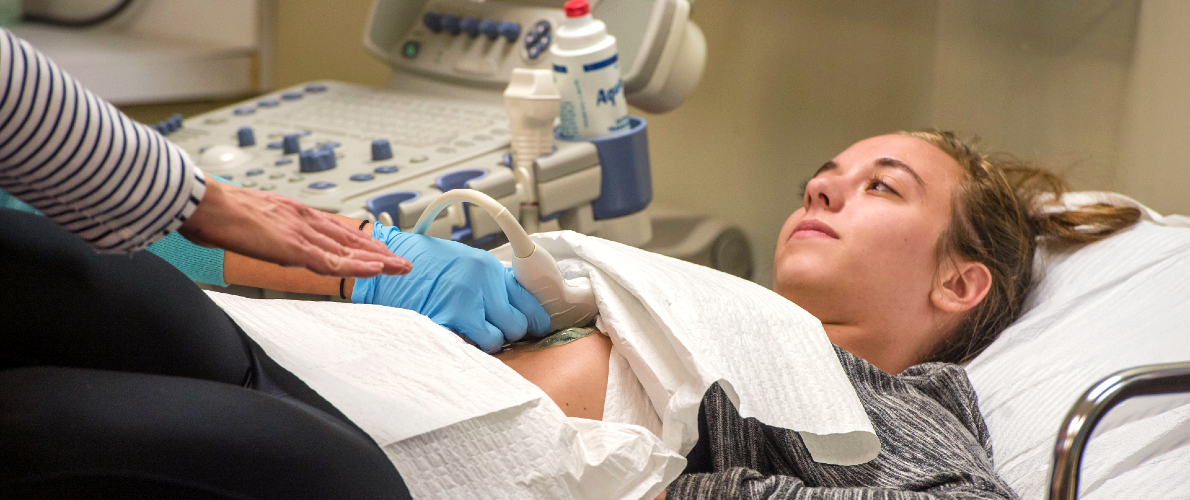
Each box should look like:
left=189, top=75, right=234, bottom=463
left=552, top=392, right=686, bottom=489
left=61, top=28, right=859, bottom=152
left=1047, top=361, right=1190, bottom=500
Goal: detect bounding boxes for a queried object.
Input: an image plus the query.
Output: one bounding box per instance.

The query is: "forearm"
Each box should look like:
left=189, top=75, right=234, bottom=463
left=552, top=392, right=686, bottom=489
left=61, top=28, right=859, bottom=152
left=0, top=28, right=204, bottom=253
left=222, top=214, right=373, bottom=296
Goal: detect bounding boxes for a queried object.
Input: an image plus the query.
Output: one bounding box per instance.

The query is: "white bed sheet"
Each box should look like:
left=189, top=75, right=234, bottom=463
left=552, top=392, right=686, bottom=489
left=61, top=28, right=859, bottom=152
left=966, top=193, right=1190, bottom=499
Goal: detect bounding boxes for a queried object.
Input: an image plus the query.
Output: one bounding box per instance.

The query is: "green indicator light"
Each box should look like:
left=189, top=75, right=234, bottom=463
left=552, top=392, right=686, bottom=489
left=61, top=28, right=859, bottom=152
left=402, top=41, right=420, bottom=59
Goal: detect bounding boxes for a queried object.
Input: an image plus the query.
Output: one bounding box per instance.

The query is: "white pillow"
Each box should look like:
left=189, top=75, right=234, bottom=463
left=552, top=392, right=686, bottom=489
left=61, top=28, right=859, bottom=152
left=966, top=193, right=1190, bottom=499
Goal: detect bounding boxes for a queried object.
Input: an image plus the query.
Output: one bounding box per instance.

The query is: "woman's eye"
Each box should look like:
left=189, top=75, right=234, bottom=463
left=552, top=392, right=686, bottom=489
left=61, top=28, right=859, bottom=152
left=868, top=178, right=898, bottom=195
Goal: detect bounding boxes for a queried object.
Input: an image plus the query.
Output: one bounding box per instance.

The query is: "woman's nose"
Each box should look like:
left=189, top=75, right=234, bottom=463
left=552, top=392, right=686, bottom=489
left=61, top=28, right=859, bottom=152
left=804, top=175, right=844, bottom=212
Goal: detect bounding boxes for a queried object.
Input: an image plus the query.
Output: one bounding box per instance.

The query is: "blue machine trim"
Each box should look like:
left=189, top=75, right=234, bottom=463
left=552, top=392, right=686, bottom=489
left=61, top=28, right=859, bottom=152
left=435, top=169, right=490, bottom=241
left=553, top=64, right=568, bottom=73
left=366, top=191, right=420, bottom=227
left=583, top=54, right=618, bottom=72
left=559, top=116, right=651, bottom=220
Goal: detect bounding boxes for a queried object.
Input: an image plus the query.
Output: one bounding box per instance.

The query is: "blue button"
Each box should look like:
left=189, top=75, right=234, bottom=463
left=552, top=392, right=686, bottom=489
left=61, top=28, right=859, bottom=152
left=350, top=173, right=375, bottom=182
left=322, top=141, right=341, bottom=148
left=157, top=121, right=172, bottom=134
left=479, top=19, right=500, bottom=40
left=218, top=174, right=233, bottom=181
left=371, top=139, right=393, bottom=161
left=282, top=133, right=301, bottom=155
left=234, top=108, right=255, bottom=116
left=460, top=17, right=480, bottom=37
left=281, top=92, right=303, bottom=100
left=499, top=21, right=521, bottom=43
left=304, top=84, right=327, bottom=93
left=423, top=12, right=442, bottom=33
left=275, top=158, right=293, bottom=166
left=169, top=113, right=184, bottom=129
left=268, top=141, right=283, bottom=149
left=258, top=100, right=279, bottom=108
left=299, top=146, right=337, bottom=173
left=374, top=165, right=398, bottom=174
left=536, top=32, right=552, bottom=49
left=527, top=44, right=543, bottom=59
left=237, top=127, right=255, bottom=147
left=308, top=181, right=337, bottom=190
left=441, top=14, right=461, bottom=35
left=534, top=20, right=550, bottom=36
left=524, top=29, right=538, bottom=48
left=246, top=168, right=264, bottom=176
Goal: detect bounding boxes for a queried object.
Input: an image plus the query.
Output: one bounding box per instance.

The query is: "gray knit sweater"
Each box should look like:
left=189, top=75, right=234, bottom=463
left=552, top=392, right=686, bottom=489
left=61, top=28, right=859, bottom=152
left=668, top=346, right=1019, bottom=499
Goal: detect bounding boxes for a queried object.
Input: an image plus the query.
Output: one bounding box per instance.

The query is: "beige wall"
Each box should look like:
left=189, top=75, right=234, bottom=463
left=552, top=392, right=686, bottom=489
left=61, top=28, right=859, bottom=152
left=258, top=0, right=1185, bottom=287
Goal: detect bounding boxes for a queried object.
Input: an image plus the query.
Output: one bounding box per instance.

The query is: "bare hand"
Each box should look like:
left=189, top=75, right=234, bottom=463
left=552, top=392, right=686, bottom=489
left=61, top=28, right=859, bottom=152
left=179, top=174, right=411, bottom=278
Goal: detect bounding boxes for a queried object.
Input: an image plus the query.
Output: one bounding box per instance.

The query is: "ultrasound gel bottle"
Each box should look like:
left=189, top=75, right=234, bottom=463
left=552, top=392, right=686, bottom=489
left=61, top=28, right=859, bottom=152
left=551, top=0, right=631, bottom=140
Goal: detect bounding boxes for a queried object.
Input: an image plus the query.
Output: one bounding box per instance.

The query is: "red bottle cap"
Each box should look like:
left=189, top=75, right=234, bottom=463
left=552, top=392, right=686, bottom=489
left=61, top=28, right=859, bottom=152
left=564, top=0, right=590, bottom=17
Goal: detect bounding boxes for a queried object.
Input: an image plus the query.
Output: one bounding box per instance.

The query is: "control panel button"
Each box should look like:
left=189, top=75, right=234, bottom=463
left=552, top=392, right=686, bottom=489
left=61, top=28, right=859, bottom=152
left=246, top=168, right=264, bottom=176
left=499, top=21, right=521, bottom=43
left=441, top=14, right=461, bottom=35
left=401, top=40, right=420, bottom=59
left=275, top=158, right=293, bottom=166
left=479, top=19, right=500, bottom=40
left=410, top=155, right=429, bottom=163
left=371, top=139, right=393, bottom=161
left=237, top=127, right=255, bottom=147
left=454, top=140, right=474, bottom=148
left=203, top=117, right=227, bottom=125
left=269, top=172, right=286, bottom=179
left=460, top=16, right=480, bottom=37
left=374, top=165, right=399, bottom=174
left=304, top=84, right=327, bottom=93
left=281, top=92, right=303, bottom=100
left=423, top=12, right=443, bottom=33
left=198, top=145, right=251, bottom=169
left=308, top=181, right=337, bottom=190
left=218, top=174, right=233, bottom=181
left=534, top=20, right=551, bottom=38
left=298, top=146, right=337, bottom=173
left=233, top=107, right=255, bottom=116
left=288, top=174, right=305, bottom=182
left=243, top=180, right=257, bottom=188
left=350, top=173, right=375, bottom=182
left=168, top=114, right=183, bottom=131
left=260, top=183, right=276, bottom=191
left=527, top=44, right=544, bottom=59
left=282, top=133, right=301, bottom=155
left=258, top=100, right=279, bottom=108
left=537, top=32, right=552, bottom=49
left=524, top=30, right=539, bottom=48
left=268, top=141, right=283, bottom=149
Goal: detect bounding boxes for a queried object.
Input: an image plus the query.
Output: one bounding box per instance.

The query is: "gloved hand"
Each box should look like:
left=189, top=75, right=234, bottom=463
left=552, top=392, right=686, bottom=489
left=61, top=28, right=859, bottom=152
left=352, top=221, right=551, bottom=353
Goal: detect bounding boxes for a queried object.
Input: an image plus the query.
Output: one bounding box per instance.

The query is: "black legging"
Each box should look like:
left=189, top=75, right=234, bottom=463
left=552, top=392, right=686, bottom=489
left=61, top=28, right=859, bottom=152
left=0, top=208, right=411, bottom=499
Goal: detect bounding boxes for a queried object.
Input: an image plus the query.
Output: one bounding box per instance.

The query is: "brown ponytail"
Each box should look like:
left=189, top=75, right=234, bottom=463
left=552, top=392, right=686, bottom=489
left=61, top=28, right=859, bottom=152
left=896, top=130, right=1142, bottom=364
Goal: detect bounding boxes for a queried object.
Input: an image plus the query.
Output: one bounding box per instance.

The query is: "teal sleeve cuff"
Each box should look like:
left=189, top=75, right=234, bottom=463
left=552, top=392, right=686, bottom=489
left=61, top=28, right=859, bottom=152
left=145, top=233, right=228, bottom=287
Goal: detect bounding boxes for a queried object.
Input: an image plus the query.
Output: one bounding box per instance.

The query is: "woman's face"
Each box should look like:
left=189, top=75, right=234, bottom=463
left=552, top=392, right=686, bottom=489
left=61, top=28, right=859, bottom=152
left=773, top=134, right=966, bottom=372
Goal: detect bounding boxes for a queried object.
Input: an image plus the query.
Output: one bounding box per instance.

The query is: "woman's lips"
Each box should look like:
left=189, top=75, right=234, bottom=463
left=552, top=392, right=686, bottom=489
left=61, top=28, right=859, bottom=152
left=792, top=219, right=839, bottom=239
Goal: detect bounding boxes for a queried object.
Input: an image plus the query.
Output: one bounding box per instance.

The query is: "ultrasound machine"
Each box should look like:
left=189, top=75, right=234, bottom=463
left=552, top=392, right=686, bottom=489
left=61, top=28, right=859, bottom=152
left=163, top=0, right=754, bottom=281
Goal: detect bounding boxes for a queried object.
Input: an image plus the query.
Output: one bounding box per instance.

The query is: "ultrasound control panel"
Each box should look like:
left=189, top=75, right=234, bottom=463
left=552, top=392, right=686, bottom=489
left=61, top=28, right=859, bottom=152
left=169, top=81, right=516, bottom=220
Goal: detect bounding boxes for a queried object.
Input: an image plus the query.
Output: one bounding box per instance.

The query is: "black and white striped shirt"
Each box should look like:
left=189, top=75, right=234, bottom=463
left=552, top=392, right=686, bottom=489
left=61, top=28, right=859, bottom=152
left=670, top=346, right=1018, bottom=499
left=0, top=28, right=205, bottom=253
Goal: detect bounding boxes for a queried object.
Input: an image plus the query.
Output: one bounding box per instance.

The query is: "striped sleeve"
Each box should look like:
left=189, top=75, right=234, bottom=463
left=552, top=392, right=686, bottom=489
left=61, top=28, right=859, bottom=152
left=0, top=28, right=206, bottom=253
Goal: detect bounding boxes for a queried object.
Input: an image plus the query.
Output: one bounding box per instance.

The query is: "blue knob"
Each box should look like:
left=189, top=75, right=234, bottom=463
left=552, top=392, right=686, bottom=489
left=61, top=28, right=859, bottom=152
left=441, top=15, right=461, bottom=35
left=460, top=17, right=480, bottom=37
left=423, top=12, right=442, bottom=33
left=299, top=148, right=335, bottom=173
left=316, top=146, right=337, bottom=171
left=304, top=84, right=327, bottom=93
left=282, top=133, right=301, bottom=155
left=479, top=19, right=500, bottom=40
left=237, top=127, right=255, bottom=147
left=168, top=113, right=183, bottom=130
left=499, top=21, right=521, bottom=43
left=371, top=139, right=393, bottom=161
left=299, top=150, right=318, bottom=172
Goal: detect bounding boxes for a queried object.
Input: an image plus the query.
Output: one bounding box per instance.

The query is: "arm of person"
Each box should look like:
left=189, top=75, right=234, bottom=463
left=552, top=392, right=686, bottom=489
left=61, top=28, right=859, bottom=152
left=665, top=470, right=1013, bottom=499
left=0, top=28, right=405, bottom=278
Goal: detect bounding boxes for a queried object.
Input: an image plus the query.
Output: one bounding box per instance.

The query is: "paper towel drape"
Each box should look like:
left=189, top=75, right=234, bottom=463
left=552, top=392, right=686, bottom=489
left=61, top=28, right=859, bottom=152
left=491, top=231, right=880, bottom=466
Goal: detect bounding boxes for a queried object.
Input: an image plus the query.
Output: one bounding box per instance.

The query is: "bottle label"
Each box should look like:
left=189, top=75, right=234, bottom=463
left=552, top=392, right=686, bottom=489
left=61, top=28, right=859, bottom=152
left=554, top=52, right=630, bottom=140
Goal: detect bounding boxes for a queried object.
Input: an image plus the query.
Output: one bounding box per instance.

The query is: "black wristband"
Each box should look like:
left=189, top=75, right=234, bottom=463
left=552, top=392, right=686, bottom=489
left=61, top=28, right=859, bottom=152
left=340, top=220, right=371, bottom=300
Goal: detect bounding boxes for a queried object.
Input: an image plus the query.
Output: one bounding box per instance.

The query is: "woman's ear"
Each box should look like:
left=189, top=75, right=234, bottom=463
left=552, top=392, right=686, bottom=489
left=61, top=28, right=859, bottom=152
left=931, top=259, right=992, bottom=313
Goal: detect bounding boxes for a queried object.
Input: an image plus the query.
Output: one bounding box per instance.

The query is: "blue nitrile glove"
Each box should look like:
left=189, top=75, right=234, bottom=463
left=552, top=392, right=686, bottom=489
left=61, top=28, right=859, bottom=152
left=352, top=221, right=551, bottom=353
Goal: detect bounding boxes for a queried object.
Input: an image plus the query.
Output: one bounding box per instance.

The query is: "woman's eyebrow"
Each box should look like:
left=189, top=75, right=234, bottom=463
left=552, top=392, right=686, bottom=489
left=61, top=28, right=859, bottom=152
left=813, top=161, right=837, bottom=177
left=875, top=157, right=926, bottom=187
